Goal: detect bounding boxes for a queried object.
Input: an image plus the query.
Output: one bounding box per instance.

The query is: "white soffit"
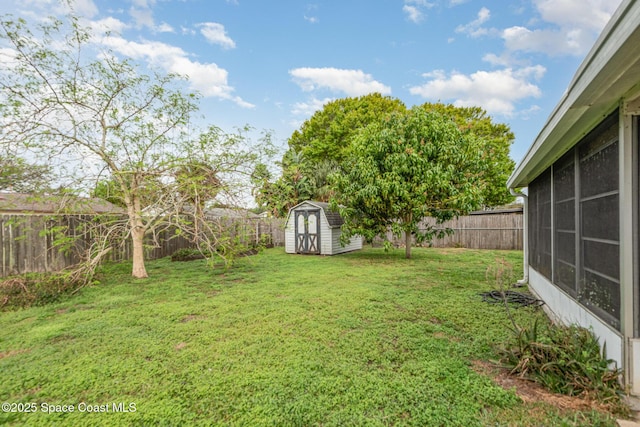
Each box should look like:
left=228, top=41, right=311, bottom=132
left=508, top=0, right=640, bottom=189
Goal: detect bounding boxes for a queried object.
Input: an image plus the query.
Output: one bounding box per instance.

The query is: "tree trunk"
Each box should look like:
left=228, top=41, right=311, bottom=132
left=131, top=225, right=148, bottom=278
left=127, top=191, right=148, bottom=279
left=404, top=212, right=412, bottom=259
left=405, top=231, right=412, bottom=259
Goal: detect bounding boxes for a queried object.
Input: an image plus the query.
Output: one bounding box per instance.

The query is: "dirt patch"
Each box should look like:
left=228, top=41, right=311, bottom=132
left=174, top=342, right=187, bottom=350
left=0, top=349, right=30, bottom=360
left=471, top=360, right=609, bottom=412
left=179, top=314, right=204, bottom=323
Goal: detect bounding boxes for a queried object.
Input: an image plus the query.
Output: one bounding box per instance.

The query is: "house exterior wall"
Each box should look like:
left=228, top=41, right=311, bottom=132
left=507, top=0, right=640, bottom=395
left=524, top=107, right=640, bottom=394
left=527, top=111, right=621, bottom=331
left=528, top=267, right=624, bottom=367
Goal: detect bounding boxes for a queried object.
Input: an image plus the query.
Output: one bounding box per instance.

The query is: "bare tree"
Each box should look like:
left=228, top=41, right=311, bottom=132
left=0, top=14, right=270, bottom=278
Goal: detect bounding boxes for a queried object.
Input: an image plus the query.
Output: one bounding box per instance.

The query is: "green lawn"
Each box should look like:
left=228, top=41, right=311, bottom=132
left=0, top=247, right=617, bottom=426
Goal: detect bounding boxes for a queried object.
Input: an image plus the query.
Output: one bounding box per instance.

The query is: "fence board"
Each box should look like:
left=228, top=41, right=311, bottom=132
left=0, top=214, right=286, bottom=277
left=380, top=209, right=523, bottom=250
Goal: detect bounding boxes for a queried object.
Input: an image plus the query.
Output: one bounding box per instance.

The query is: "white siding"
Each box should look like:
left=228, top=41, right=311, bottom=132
left=284, top=215, right=296, bottom=253
left=329, top=228, right=362, bottom=255
left=285, top=201, right=362, bottom=255
left=319, top=215, right=331, bottom=255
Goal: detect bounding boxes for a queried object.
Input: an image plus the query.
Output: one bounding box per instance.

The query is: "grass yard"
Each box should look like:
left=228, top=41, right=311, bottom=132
left=0, top=247, right=619, bottom=426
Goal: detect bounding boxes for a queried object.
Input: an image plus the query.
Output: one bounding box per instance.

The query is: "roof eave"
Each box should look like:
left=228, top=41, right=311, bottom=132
left=507, top=0, right=640, bottom=189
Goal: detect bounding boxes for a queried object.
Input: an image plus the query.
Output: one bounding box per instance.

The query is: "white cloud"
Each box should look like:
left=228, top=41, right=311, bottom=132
left=129, top=5, right=155, bottom=29
left=403, top=5, right=423, bottom=24
left=198, top=23, right=236, bottom=49
left=89, top=17, right=129, bottom=36
left=502, top=25, right=593, bottom=56
left=100, top=35, right=253, bottom=107
left=482, top=52, right=517, bottom=67
left=17, top=0, right=98, bottom=19
left=304, top=15, right=318, bottom=24
left=127, top=0, right=173, bottom=33
left=4, top=0, right=250, bottom=109
left=534, top=0, right=618, bottom=33
left=69, top=0, right=99, bottom=17
left=155, top=22, right=174, bottom=33
left=409, top=66, right=546, bottom=116
left=290, top=67, right=391, bottom=97
left=304, top=4, right=319, bottom=23
left=402, top=0, right=434, bottom=24
left=502, top=0, right=622, bottom=56
left=291, top=97, right=334, bottom=116
left=0, top=48, right=19, bottom=69
left=455, top=7, right=491, bottom=37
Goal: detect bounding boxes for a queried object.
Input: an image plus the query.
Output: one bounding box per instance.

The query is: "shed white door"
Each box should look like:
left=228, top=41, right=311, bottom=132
left=295, top=209, right=320, bottom=254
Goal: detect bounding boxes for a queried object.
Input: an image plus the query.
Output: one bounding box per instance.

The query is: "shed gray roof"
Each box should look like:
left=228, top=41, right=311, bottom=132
left=290, top=200, right=344, bottom=228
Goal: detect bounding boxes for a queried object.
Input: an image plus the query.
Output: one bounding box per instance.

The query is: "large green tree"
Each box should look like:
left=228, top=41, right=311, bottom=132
left=258, top=96, right=515, bottom=217
left=257, top=94, right=406, bottom=215
left=289, top=93, right=407, bottom=163
left=420, top=103, right=515, bottom=207
left=0, top=15, right=268, bottom=278
left=330, top=107, right=487, bottom=259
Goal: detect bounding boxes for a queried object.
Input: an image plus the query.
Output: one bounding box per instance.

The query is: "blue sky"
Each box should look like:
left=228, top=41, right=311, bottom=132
left=1, top=0, right=623, bottom=165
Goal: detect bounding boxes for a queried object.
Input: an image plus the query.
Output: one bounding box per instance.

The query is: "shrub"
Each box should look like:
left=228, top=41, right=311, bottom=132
left=170, top=248, right=210, bottom=262
left=500, top=319, right=627, bottom=414
left=0, top=271, right=87, bottom=309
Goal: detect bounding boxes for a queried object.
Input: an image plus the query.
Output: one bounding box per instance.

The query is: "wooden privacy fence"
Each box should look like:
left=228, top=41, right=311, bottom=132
left=0, top=214, right=286, bottom=277
left=381, top=208, right=523, bottom=250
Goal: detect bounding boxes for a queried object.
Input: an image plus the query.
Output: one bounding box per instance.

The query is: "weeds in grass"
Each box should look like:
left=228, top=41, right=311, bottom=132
left=0, top=271, right=89, bottom=309
left=500, top=321, right=627, bottom=415
left=170, top=248, right=211, bottom=262
left=0, top=248, right=621, bottom=426
left=485, top=259, right=628, bottom=416
left=485, top=257, right=519, bottom=331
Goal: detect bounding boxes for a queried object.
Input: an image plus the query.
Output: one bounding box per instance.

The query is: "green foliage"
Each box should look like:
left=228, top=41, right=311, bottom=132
left=170, top=248, right=209, bottom=262
left=289, top=93, right=407, bottom=162
left=0, top=155, right=52, bottom=193
left=91, top=179, right=127, bottom=208
left=0, top=248, right=619, bottom=425
left=331, top=107, right=487, bottom=258
left=420, top=102, right=516, bottom=207
left=500, top=320, right=627, bottom=414
left=257, top=96, right=516, bottom=217
left=254, top=150, right=315, bottom=217
left=257, top=94, right=406, bottom=215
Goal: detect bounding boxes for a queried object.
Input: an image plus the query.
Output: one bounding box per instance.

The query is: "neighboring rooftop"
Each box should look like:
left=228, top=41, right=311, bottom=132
left=0, top=193, right=125, bottom=214
left=205, top=207, right=260, bottom=219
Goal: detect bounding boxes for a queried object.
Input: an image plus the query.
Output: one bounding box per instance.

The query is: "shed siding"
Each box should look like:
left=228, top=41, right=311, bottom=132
left=284, top=201, right=362, bottom=255
left=320, top=217, right=331, bottom=255
left=284, top=217, right=296, bottom=253
left=329, top=228, right=362, bottom=255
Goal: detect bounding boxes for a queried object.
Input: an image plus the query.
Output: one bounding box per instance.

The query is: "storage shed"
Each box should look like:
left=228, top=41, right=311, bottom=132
left=285, top=201, right=362, bottom=255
